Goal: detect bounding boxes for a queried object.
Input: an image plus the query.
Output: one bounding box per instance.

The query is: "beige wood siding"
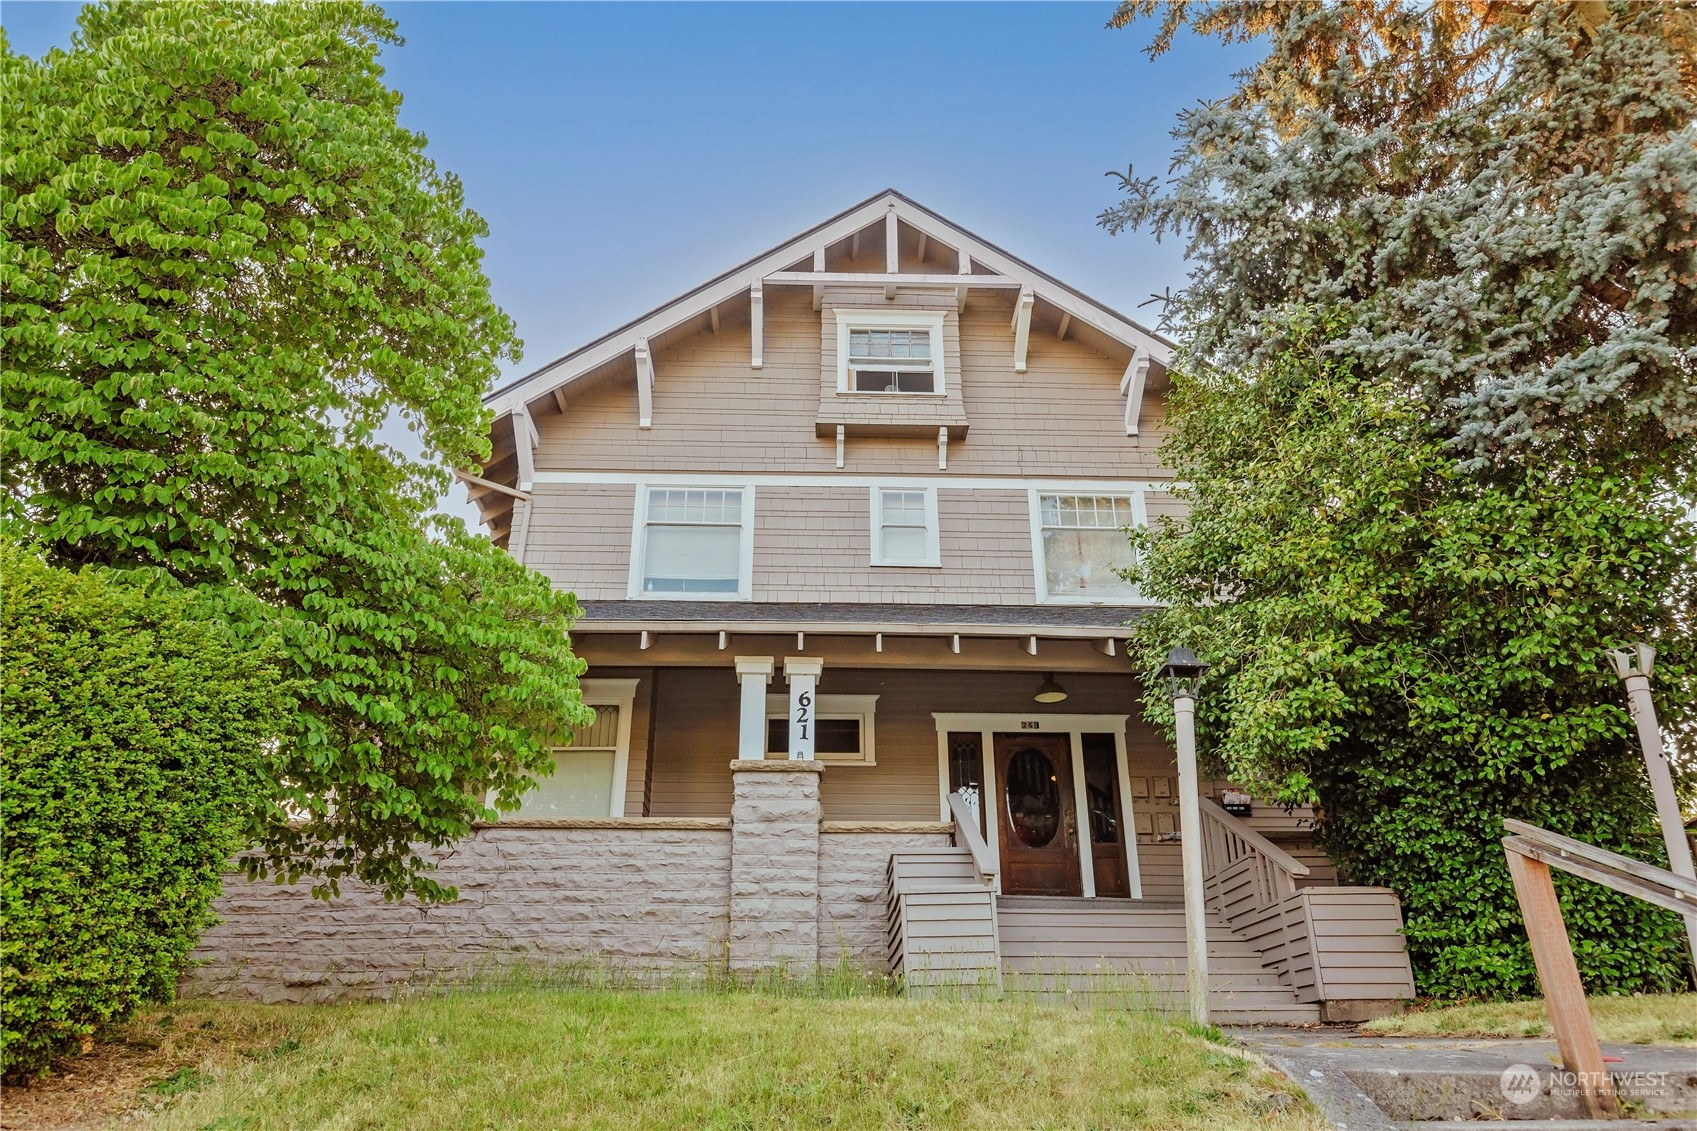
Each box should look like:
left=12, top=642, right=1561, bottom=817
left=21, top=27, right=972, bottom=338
left=1302, top=889, right=1417, bottom=1000
left=647, top=666, right=742, bottom=818
left=518, top=482, right=1043, bottom=605
left=523, top=483, right=637, bottom=600
left=750, top=486, right=1034, bottom=603
left=534, top=288, right=1171, bottom=479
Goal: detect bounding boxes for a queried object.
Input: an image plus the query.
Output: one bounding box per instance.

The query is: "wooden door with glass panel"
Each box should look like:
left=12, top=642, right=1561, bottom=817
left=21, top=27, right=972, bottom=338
left=994, top=733, right=1082, bottom=896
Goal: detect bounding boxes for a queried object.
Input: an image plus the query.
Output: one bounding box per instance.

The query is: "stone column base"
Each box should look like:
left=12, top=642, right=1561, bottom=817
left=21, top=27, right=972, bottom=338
left=729, top=760, right=825, bottom=970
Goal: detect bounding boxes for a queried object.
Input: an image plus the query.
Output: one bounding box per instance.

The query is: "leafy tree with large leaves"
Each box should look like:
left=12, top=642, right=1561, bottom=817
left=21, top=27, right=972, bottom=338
left=2, top=1, right=591, bottom=901
left=1104, top=1, right=1697, bottom=996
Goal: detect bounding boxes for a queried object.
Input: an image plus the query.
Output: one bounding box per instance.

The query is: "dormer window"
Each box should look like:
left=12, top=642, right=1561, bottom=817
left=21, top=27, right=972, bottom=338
left=849, top=330, right=934, bottom=392
left=835, top=310, right=946, bottom=396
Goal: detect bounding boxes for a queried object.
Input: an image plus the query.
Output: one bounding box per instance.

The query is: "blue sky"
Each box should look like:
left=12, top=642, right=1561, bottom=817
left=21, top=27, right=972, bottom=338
left=2, top=2, right=1256, bottom=521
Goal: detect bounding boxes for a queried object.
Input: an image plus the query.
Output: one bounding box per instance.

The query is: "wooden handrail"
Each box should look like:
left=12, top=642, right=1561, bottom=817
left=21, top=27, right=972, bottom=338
left=1504, top=819, right=1697, bottom=908
left=1198, top=797, right=1310, bottom=877
left=1496, top=818, right=1671, bottom=1119
left=947, top=790, right=998, bottom=886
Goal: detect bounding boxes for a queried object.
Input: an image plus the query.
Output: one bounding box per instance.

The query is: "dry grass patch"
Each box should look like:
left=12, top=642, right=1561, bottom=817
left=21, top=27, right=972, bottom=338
left=1, top=998, right=346, bottom=1129
left=5, top=987, right=1325, bottom=1130
left=1361, top=993, right=1697, bottom=1046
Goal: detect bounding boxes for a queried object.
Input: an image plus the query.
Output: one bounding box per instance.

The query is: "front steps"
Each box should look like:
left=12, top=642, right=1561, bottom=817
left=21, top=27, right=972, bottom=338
left=997, top=895, right=1322, bottom=1024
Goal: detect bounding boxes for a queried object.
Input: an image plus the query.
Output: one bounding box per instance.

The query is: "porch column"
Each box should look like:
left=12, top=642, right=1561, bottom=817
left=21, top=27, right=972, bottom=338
left=728, top=760, right=825, bottom=970
left=783, top=657, right=823, bottom=760
left=735, top=656, right=775, bottom=761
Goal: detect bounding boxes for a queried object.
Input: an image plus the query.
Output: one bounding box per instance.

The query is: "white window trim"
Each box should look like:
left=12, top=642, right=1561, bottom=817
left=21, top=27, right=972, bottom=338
left=627, top=483, right=756, bottom=601
left=766, top=693, right=878, bottom=765
left=1028, top=488, right=1146, bottom=606
left=501, top=678, right=639, bottom=819
left=931, top=712, right=1140, bottom=899
left=834, top=309, right=947, bottom=397
left=868, top=486, right=940, bottom=568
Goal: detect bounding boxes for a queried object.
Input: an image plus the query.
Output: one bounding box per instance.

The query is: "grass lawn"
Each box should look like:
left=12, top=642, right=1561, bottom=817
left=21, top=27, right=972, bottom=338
left=1361, top=993, right=1697, bottom=1046
left=1, top=985, right=1324, bottom=1130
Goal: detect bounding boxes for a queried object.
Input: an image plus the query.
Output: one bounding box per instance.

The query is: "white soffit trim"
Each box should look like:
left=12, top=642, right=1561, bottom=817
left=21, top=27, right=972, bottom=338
left=484, top=190, right=1173, bottom=420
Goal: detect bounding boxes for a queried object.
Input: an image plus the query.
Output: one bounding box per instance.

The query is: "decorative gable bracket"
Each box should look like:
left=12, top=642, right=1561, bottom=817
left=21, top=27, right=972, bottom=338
left=1120, top=348, right=1153, bottom=436
left=1010, top=286, right=1034, bottom=374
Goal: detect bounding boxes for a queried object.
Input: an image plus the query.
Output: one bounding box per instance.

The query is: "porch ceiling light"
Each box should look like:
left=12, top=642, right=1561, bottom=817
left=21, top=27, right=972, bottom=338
left=1158, top=647, right=1208, bottom=701
left=1033, top=672, right=1068, bottom=704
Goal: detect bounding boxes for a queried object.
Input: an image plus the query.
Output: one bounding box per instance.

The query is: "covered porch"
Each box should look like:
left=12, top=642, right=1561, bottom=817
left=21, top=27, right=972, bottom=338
left=187, top=610, right=1414, bottom=1019
left=539, top=610, right=1336, bottom=906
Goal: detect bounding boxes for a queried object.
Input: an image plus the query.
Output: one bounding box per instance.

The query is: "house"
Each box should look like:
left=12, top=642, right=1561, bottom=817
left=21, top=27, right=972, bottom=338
left=191, top=191, right=1414, bottom=1021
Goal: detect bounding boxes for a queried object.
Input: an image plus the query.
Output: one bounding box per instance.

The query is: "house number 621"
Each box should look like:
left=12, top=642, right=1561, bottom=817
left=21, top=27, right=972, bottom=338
left=795, top=689, right=811, bottom=740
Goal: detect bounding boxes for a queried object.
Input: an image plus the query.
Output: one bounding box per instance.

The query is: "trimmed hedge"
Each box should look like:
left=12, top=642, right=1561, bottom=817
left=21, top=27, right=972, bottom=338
left=1, top=548, right=288, bottom=1075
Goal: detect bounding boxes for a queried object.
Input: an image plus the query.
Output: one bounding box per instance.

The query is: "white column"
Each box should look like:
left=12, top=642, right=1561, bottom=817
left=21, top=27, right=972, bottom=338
left=1069, top=731, right=1096, bottom=899
left=1174, top=693, right=1210, bottom=1027
left=734, top=656, right=774, bottom=761
left=784, top=657, right=823, bottom=761
left=1610, top=645, right=1697, bottom=978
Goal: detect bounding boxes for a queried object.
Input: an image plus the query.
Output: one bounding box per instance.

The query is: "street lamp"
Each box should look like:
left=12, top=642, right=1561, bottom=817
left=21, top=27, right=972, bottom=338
left=1160, top=646, right=1207, bottom=699
left=1158, top=646, right=1211, bottom=1027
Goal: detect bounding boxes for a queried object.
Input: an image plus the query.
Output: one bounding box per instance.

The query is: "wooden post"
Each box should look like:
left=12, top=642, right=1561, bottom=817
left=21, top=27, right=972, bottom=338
left=1173, top=693, right=1210, bottom=1027
left=1609, top=646, right=1697, bottom=981
left=1503, top=849, right=1618, bottom=1119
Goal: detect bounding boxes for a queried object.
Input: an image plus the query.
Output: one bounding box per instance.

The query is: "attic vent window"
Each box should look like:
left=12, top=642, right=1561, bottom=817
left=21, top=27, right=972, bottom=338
left=835, top=309, right=946, bottom=396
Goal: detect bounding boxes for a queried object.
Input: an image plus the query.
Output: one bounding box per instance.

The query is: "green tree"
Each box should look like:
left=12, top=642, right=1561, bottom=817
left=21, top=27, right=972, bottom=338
left=1104, top=2, right=1697, bottom=995
left=1, top=548, right=290, bottom=1075
left=1, top=1, right=592, bottom=900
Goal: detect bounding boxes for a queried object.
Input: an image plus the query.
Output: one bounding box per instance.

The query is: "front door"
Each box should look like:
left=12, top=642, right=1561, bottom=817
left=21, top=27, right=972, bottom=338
left=994, top=733, right=1082, bottom=896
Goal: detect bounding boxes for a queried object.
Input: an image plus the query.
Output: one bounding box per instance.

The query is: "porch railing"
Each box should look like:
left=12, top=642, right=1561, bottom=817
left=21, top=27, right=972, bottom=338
left=948, top=790, right=998, bottom=888
left=1197, top=797, right=1415, bottom=1007
left=1197, top=796, right=1309, bottom=920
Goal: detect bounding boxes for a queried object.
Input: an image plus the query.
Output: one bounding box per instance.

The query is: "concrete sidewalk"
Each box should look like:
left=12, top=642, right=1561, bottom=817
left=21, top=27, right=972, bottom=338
left=1228, top=1027, right=1697, bottom=1129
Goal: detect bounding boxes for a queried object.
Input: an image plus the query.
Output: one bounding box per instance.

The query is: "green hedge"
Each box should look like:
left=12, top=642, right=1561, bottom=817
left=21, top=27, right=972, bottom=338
left=1, top=548, right=288, bottom=1075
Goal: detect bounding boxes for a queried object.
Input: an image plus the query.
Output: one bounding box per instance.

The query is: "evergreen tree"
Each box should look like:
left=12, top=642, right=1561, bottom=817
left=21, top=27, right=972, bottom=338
left=1105, top=1, right=1696, bottom=995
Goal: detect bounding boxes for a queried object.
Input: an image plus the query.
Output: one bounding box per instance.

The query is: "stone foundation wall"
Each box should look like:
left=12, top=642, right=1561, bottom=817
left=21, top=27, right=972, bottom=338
left=818, top=830, right=953, bottom=968
left=188, top=823, right=732, bottom=1002
left=187, top=765, right=961, bottom=1001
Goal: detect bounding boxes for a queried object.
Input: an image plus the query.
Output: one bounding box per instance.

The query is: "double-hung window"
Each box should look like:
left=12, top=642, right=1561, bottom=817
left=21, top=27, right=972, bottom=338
left=870, top=487, right=940, bottom=567
left=835, top=310, right=946, bottom=395
left=1034, top=493, right=1140, bottom=603
left=503, top=679, right=637, bottom=818
left=765, top=694, right=878, bottom=765
left=633, top=486, right=752, bottom=598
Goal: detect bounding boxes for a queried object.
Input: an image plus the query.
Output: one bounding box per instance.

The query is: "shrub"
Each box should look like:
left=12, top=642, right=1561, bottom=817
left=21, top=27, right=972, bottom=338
left=0, top=548, right=289, bottom=1076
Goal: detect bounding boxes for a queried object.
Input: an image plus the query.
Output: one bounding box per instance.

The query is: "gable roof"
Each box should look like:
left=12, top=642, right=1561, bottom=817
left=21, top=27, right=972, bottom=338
left=483, top=188, right=1173, bottom=420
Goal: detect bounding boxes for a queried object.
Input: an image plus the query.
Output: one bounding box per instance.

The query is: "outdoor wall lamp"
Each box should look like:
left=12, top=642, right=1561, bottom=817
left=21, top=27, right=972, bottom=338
left=1033, top=673, right=1069, bottom=704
